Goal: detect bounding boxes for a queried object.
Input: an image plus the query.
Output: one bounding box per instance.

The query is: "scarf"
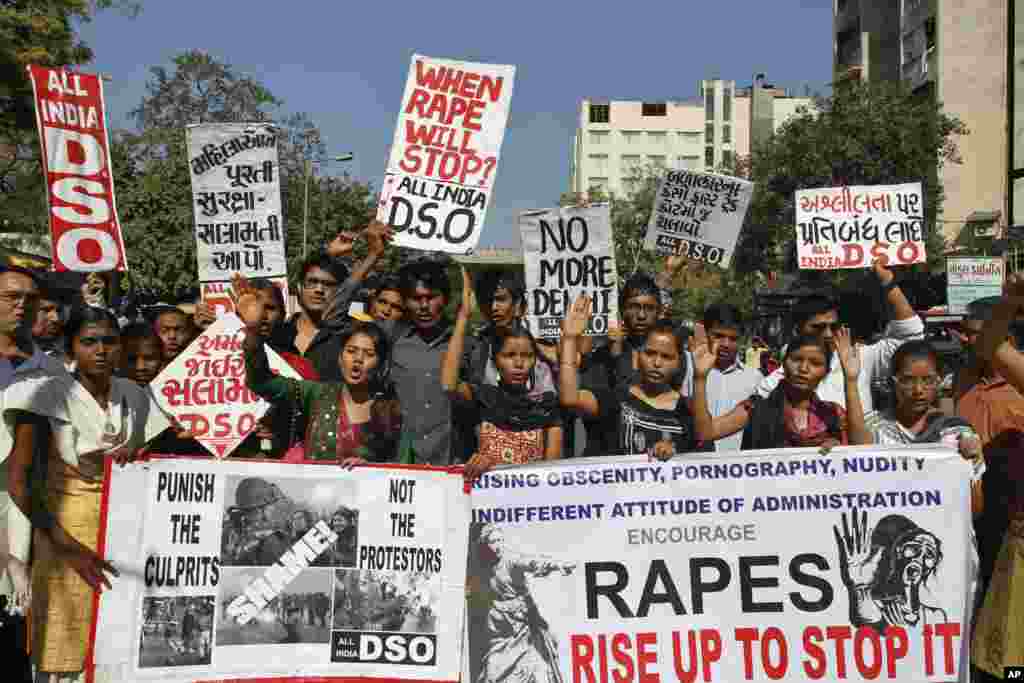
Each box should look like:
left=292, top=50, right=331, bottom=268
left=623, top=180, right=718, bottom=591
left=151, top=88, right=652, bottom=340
left=475, top=383, right=561, bottom=432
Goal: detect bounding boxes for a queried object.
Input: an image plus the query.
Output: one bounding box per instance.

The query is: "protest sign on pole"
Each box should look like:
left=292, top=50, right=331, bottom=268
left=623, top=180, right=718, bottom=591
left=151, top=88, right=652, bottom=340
left=946, top=257, right=1004, bottom=315
left=466, top=447, right=973, bottom=683
left=796, top=183, right=926, bottom=270
left=643, top=170, right=753, bottom=267
left=520, top=205, right=619, bottom=339
left=187, top=123, right=286, bottom=312
left=376, top=55, right=515, bottom=254
left=150, top=314, right=299, bottom=458
left=91, top=459, right=470, bottom=683
left=27, top=65, right=128, bottom=272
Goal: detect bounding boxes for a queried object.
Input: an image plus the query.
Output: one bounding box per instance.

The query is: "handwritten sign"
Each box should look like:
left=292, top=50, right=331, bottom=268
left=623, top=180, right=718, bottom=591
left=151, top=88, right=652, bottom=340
left=200, top=277, right=290, bottom=318
left=643, top=170, right=753, bottom=267
left=520, top=205, right=619, bottom=339
left=27, top=66, right=128, bottom=271
left=947, top=257, right=1004, bottom=314
left=186, top=124, right=285, bottom=298
left=796, top=182, right=926, bottom=270
left=151, top=314, right=299, bottom=458
left=377, top=55, right=516, bottom=254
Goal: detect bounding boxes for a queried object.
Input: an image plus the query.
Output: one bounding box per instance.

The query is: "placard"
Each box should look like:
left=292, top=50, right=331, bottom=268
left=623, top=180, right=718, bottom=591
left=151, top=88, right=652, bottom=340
left=467, top=447, right=973, bottom=683
left=946, top=257, right=1004, bottom=315
left=520, top=205, right=619, bottom=339
left=187, top=123, right=285, bottom=289
left=796, top=183, right=926, bottom=270
left=150, top=314, right=299, bottom=458
left=27, top=65, right=128, bottom=271
left=377, top=55, right=516, bottom=254
left=91, top=459, right=470, bottom=683
left=643, top=170, right=753, bottom=267
left=201, top=278, right=291, bottom=318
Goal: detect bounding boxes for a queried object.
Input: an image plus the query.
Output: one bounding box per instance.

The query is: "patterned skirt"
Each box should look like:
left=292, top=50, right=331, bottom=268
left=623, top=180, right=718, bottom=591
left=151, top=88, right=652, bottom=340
left=971, top=518, right=1024, bottom=675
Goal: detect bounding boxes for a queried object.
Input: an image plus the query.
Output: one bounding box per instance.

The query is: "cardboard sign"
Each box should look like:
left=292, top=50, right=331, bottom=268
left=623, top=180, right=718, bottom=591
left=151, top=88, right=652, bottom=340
left=796, top=182, right=926, bottom=270
left=27, top=66, right=128, bottom=271
left=947, top=257, right=1004, bottom=314
left=92, top=460, right=470, bottom=683
left=187, top=123, right=286, bottom=291
left=643, top=170, right=753, bottom=267
left=520, top=205, right=619, bottom=339
left=377, top=55, right=516, bottom=254
left=150, top=314, right=299, bottom=458
left=201, top=277, right=290, bottom=318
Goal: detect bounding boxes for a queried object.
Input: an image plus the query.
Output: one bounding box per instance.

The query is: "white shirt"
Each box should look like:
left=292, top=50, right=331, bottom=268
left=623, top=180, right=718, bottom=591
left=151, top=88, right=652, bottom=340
left=694, top=360, right=764, bottom=453
left=755, top=316, right=925, bottom=412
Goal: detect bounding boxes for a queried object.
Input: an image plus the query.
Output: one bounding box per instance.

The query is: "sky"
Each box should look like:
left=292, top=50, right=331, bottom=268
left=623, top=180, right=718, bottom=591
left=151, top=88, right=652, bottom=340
left=77, top=0, right=834, bottom=251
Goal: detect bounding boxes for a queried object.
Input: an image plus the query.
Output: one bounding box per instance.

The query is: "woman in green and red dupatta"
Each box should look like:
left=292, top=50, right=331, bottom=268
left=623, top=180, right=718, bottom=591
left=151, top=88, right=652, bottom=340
left=235, top=274, right=402, bottom=465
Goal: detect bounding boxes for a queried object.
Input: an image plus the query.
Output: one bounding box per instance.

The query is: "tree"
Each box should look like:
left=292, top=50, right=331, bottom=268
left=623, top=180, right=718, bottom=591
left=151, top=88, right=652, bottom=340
left=736, top=80, right=967, bottom=279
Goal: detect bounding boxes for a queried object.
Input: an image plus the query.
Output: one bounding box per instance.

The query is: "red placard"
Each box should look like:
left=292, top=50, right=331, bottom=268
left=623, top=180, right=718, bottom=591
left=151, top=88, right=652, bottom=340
left=27, top=65, right=128, bottom=272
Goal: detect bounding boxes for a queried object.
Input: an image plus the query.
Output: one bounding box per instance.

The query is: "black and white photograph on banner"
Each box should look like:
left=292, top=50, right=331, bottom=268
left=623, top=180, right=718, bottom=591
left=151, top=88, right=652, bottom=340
left=138, top=596, right=214, bottom=668
left=216, top=568, right=332, bottom=646
left=332, top=568, right=440, bottom=633
left=220, top=475, right=359, bottom=567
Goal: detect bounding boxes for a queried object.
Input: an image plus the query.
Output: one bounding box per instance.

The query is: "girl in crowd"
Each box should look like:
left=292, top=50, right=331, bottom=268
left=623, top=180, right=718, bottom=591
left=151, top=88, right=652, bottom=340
left=865, top=339, right=985, bottom=514
left=237, top=275, right=401, bottom=464
left=559, top=295, right=705, bottom=460
left=691, top=324, right=871, bottom=449
left=443, top=270, right=562, bottom=481
left=5, top=306, right=173, bottom=681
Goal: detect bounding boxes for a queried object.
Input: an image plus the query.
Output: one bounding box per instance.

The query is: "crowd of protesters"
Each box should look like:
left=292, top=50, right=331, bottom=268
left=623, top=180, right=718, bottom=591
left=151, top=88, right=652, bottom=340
left=0, top=216, right=1021, bottom=681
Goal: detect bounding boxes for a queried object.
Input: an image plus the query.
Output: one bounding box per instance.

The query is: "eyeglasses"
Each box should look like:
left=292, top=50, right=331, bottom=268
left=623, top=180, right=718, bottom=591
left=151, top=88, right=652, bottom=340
left=303, top=277, right=339, bottom=291
left=894, top=375, right=940, bottom=389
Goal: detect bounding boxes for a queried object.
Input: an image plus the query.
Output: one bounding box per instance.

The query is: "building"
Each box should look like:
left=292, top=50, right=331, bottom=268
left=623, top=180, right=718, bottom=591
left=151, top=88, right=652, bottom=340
left=569, top=80, right=812, bottom=200
left=833, top=0, right=1009, bottom=247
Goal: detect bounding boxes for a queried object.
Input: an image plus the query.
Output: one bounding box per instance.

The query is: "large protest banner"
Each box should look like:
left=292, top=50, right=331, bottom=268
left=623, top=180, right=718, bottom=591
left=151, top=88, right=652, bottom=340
left=946, top=257, right=1004, bottom=315
left=27, top=65, right=128, bottom=271
left=151, top=314, right=299, bottom=458
left=187, top=123, right=286, bottom=311
left=643, top=170, right=753, bottom=267
left=796, top=183, right=926, bottom=270
left=466, top=447, right=973, bottom=683
left=520, top=205, right=619, bottom=339
left=377, top=55, right=515, bottom=254
left=90, top=458, right=470, bottom=683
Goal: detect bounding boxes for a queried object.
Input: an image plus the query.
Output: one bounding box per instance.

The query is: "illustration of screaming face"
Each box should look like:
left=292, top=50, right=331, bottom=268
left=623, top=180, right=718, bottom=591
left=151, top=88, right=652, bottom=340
left=894, top=531, right=940, bottom=588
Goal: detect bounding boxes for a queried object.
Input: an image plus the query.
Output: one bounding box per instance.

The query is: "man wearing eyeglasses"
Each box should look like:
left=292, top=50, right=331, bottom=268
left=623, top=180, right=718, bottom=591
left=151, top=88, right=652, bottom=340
left=0, top=267, right=68, bottom=631
left=754, top=259, right=924, bottom=413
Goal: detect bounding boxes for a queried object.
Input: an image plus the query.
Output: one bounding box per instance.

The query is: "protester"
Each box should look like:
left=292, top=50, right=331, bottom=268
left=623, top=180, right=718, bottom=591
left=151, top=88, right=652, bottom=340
left=152, top=305, right=191, bottom=363
left=755, top=260, right=923, bottom=412
left=692, top=324, right=870, bottom=449
left=118, top=322, right=163, bottom=386
left=690, top=304, right=763, bottom=452
left=364, top=275, right=405, bottom=322
left=559, top=295, right=705, bottom=459
left=238, top=275, right=401, bottom=464
left=964, top=276, right=1024, bottom=679
left=0, top=266, right=68, bottom=620
left=31, top=279, right=65, bottom=361
left=443, top=270, right=562, bottom=481
left=5, top=305, right=173, bottom=681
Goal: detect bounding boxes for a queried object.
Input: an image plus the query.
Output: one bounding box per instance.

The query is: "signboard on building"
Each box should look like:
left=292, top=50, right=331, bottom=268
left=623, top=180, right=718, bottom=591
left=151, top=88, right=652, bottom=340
left=946, top=257, right=1004, bottom=314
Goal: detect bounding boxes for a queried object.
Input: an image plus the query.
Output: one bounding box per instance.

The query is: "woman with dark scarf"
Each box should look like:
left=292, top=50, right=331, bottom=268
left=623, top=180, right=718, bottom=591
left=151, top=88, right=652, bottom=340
left=691, top=324, right=871, bottom=449
left=443, top=270, right=562, bottom=482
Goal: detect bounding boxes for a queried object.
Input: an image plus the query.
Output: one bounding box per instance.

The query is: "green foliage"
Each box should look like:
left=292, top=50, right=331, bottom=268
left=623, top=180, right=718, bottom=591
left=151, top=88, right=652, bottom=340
left=737, top=80, right=967, bottom=278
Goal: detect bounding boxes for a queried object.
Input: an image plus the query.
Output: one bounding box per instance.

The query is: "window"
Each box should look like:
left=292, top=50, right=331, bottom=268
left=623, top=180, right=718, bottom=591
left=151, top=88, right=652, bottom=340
left=676, top=155, right=700, bottom=170
left=589, top=104, right=610, bottom=124
left=722, top=124, right=731, bottom=144
left=647, top=131, right=667, bottom=145
left=588, top=154, right=609, bottom=175
left=677, top=131, right=701, bottom=144
left=642, top=102, right=667, bottom=116
left=705, top=89, right=715, bottom=119
left=705, top=146, right=715, bottom=168
left=648, top=155, right=667, bottom=168
left=705, top=123, right=714, bottom=143
left=925, top=18, right=936, bottom=51
left=722, top=150, right=734, bottom=168
left=588, top=177, right=609, bottom=192
left=589, top=131, right=609, bottom=145
left=621, top=154, right=642, bottom=171
left=622, top=130, right=642, bottom=144
left=723, top=87, right=732, bottom=122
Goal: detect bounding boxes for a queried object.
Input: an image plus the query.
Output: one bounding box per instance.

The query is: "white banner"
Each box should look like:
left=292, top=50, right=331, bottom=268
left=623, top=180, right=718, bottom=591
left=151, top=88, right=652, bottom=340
left=187, top=123, right=286, bottom=287
left=466, top=447, right=973, bottom=683
left=377, top=55, right=516, bottom=254
left=520, top=205, right=619, bottom=339
left=796, top=183, right=926, bottom=270
left=92, top=459, right=470, bottom=683
left=151, top=314, right=299, bottom=458
left=643, top=170, right=753, bottom=267
left=946, top=257, right=1004, bottom=315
